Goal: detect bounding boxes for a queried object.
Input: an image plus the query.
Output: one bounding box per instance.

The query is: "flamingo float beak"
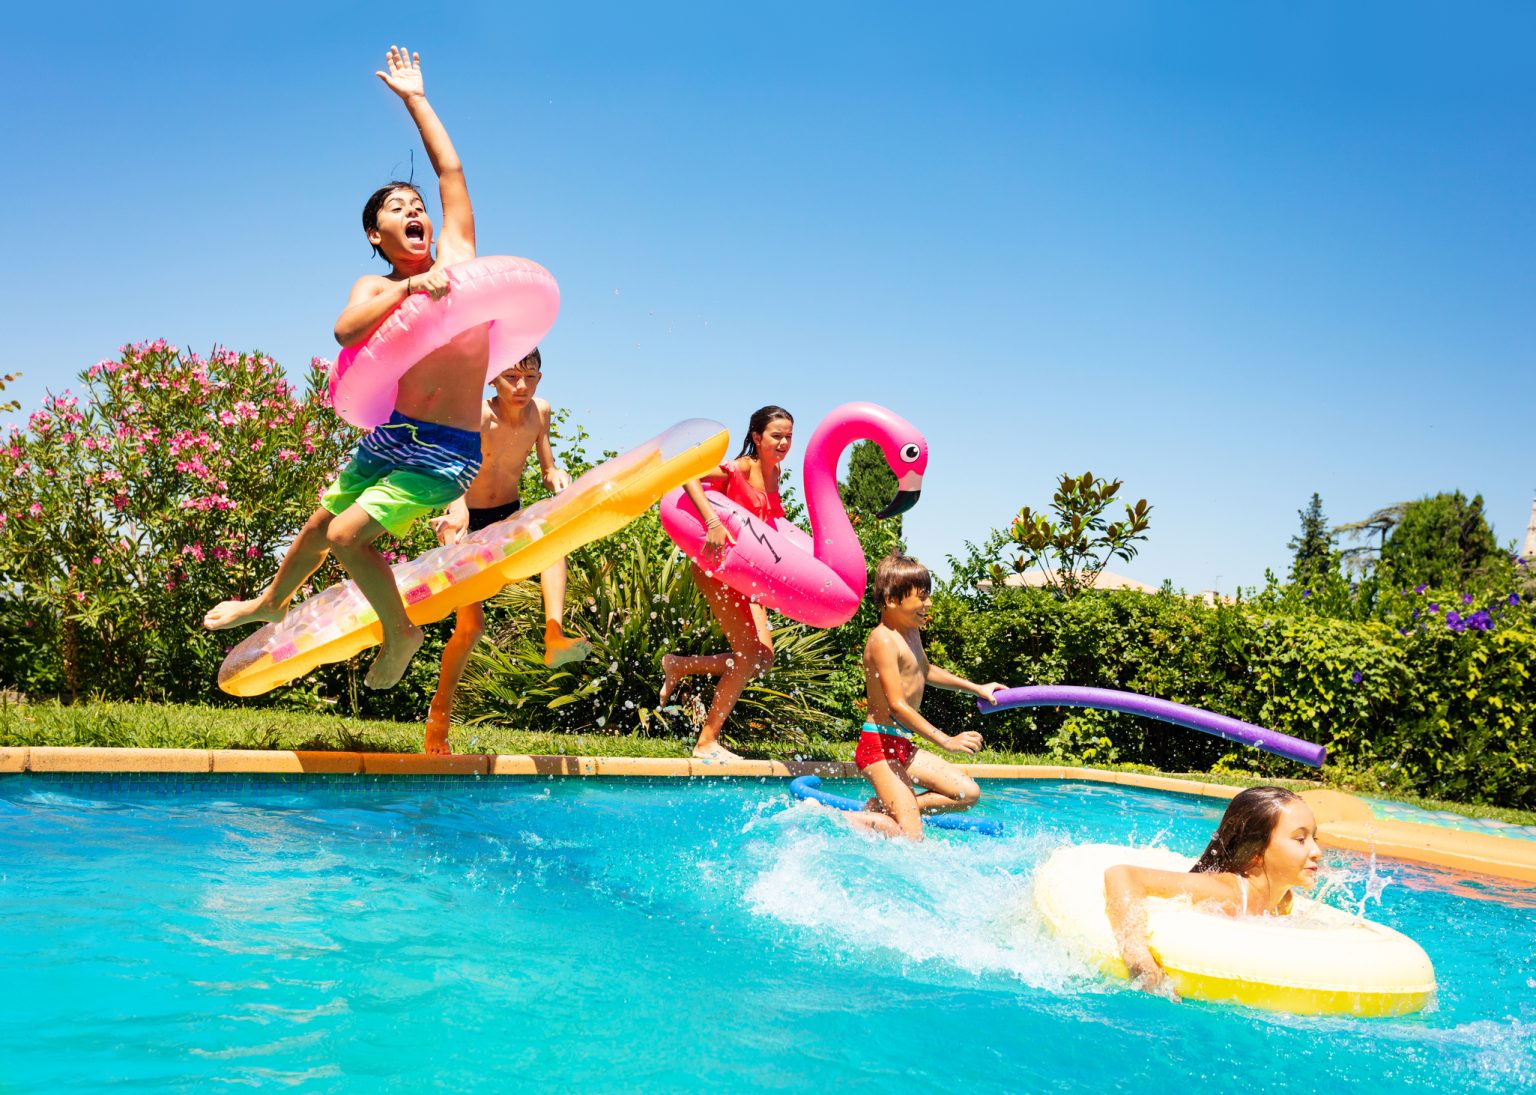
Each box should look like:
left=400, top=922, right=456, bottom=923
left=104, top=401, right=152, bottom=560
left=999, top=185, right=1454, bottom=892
left=877, top=472, right=923, bottom=519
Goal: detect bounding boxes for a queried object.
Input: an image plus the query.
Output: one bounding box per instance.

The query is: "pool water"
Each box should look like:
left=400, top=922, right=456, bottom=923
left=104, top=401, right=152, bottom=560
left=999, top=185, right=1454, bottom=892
left=1, top=775, right=1532, bottom=1092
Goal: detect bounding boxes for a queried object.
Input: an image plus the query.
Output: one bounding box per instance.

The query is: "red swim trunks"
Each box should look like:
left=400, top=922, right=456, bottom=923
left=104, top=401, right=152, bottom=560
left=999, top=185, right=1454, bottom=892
left=854, top=721, right=916, bottom=769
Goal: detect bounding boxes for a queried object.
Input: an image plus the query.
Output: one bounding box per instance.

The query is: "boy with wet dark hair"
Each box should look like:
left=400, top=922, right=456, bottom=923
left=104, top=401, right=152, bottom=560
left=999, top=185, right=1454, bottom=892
left=204, top=46, right=489, bottom=691
left=362, top=182, right=426, bottom=260
left=848, top=553, right=1008, bottom=840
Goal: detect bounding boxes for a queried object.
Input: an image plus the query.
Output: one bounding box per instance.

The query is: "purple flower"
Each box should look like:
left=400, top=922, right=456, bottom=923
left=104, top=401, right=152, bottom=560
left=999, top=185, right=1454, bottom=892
left=1351, top=671, right=1363, bottom=684
left=1467, top=610, right=1493, bottom=631
left=1462, top=593, right=1473, bottom=605
left=1398, top=628, right=1409, bottom=636
left=1446, top=610, right=1461, bottom=625
left=1511, top=593, right=1522, bottom=606
left=1413, top=584, right=1426, bottom=594
left=1412, top=609, right=1420, bottom=620
left=1302, top=589, right=1312, bottom=599
left=1428, top=603, right=1440, bottom=614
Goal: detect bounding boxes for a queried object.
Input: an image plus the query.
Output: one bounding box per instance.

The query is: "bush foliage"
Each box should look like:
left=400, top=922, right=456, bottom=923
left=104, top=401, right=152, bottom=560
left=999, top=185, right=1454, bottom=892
left=3, top=349, right=1531, bottom=809
left=922, top=549, right=1534, bottom=808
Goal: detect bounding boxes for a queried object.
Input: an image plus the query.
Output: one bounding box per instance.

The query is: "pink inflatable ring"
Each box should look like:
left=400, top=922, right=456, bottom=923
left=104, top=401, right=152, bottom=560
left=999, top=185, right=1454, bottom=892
left=328, top=255, right=560, bottom=429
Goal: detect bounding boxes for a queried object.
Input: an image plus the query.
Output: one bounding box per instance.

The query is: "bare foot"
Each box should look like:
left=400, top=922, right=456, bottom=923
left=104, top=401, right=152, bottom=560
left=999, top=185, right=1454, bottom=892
left=658, top=654, right=684, bottom=706
left=365, top=625, right=425, bottom=689
left=423, top=710, right=451, bottom=755
left=691, top=741, right=743, bottom=763
left=202, top=597, right=285, bottom=631
left=543, top=627, right=593, bottom=668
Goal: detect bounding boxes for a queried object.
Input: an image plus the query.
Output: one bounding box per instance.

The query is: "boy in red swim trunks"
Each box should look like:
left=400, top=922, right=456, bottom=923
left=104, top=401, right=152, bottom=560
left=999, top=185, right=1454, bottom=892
left=850, top=553, right=1006, bottom=840
left=421, top=347, right=591, bottom=754
left=204, top=46, right=491, bottom=690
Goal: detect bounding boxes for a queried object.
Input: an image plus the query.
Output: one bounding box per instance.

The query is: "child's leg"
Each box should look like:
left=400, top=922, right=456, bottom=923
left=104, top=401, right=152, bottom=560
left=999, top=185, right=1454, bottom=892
left=906, top=750, right=982, bottom=814
left=659, top=569, right=770, bottom=705
left=325, top=505, right=424, bottom=689
left=861, top=759, right=924, bottom=839
left=203, top=508, right=335, bottom=629
left=678, top=575, right=772, bottom=757
left=538, top=556, right=591, bottom=667
left=424, top=601, right=486, bottom=754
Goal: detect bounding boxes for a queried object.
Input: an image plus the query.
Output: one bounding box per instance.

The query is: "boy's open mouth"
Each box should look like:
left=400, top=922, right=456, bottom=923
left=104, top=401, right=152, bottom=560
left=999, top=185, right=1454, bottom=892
left=405, top=221, right=426, bottom=241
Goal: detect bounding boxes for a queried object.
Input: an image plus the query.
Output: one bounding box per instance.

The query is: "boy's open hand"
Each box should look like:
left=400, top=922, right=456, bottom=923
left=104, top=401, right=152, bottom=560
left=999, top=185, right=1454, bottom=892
left=429, top=510, right=467, bottom=545
left=945, top=730, right=983, bottom=755
left=544, top=468, right=572, bottom=494
left=377, top=45, right=425, bottom=101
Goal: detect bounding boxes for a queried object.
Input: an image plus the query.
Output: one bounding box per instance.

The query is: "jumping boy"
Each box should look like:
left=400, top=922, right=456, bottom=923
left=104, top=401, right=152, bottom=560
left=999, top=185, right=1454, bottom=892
left=850, top=553, right=1006, bottom=840
left=204, top=46, right=489, bottom=689
left=422, top=348, right=591, bottom=754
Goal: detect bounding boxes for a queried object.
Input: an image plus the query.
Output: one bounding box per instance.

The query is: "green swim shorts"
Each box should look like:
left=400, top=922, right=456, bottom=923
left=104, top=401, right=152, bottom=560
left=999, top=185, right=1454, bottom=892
left=320, top=412, right=483, bottom=537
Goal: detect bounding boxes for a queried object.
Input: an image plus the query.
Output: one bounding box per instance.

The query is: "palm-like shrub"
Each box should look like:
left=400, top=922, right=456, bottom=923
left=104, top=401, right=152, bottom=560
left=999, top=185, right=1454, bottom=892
left=455, top=513, right=842, bottom=748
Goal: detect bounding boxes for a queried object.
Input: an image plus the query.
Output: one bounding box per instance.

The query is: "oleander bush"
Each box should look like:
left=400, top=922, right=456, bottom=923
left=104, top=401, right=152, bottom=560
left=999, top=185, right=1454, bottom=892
left=0, top=341, right=366, bottom=702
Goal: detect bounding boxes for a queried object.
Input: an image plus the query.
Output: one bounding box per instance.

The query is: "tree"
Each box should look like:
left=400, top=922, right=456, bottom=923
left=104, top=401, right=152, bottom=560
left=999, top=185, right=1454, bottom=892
left=1287, top=493, right=1339, bottom=586
left=1333, top=502, right=1408, bottom=575
left=838, top=439, right=904, bottom=561
left=995, top=472, right=1151, bottom=599
left=1378, top=491, right=1500, bottom=590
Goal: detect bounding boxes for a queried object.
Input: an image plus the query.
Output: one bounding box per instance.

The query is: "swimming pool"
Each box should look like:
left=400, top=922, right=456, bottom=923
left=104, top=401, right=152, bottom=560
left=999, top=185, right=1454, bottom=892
left=2, top=774, right=1532, bottom=1092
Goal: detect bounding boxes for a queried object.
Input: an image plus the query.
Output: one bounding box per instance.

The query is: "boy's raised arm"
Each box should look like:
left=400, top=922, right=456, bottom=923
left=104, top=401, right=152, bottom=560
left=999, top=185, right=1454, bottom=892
left=377, top=46, right=475, bottom=260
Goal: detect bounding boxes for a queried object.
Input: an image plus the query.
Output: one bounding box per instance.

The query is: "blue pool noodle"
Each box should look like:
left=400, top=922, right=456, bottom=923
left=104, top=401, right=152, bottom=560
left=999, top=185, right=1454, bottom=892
left=789, top=775, right=1004, bottom=836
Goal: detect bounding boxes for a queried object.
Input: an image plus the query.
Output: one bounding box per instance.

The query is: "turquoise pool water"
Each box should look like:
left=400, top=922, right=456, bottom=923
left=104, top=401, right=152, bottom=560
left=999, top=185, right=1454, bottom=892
left=1, top=774, right=1532, bottom=1092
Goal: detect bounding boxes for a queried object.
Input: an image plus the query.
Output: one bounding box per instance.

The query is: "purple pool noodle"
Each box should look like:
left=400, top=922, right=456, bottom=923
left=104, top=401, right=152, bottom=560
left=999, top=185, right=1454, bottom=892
left=976, top=685, right=1325, bottom=768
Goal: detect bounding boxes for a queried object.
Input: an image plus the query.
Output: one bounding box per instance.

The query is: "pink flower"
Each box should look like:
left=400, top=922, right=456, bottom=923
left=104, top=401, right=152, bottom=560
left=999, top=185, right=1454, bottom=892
left=28, top=502, right=42, bottom=516
left=91, top=556, right=101, bottom=565
left=74, top=591, right=86, bottom=603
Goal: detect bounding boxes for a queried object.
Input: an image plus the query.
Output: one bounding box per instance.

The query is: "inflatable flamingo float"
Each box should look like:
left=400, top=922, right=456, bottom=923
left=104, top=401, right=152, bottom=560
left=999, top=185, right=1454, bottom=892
left=659, top=402, right=927, bottom=628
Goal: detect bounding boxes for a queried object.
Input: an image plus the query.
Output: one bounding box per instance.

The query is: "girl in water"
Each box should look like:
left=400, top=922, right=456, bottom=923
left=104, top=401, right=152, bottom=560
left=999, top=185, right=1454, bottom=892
left=1104, top=786, right=1321, bottom=996
left=659, top=406, right=793, bottom=761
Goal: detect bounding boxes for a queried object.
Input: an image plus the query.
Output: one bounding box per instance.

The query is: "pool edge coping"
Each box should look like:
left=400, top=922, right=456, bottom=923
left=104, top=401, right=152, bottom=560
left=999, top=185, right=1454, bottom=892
left=6, top=747, right=1534, bottom=885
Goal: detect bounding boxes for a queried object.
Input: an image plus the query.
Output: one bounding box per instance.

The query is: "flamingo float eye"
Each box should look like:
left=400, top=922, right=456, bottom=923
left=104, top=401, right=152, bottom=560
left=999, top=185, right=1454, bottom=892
left=898, top=443, right=921, bottom=464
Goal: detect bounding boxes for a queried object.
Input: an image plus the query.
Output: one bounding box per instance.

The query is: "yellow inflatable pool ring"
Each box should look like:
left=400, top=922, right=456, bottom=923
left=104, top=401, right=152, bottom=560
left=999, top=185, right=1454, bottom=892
left=218, top=418, right=729, bottom=697
left=1033, top=843, right=1436, bottom=1016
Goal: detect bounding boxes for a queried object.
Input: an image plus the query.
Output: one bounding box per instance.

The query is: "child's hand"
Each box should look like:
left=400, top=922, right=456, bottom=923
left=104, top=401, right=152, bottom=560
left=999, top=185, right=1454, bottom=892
left=430, top=511, right=467, bottom=545
left=376, top=45, right=426, bottom=101
left=973, top=682, right=1005, bottom=705
left=544, top=468, right=572, bottom=494
left=702, top=519, right=733, bottom=563
left=407, top=267, right=452, bottom=301
left=945, top=730, right=983, bottom=755
left=1129, top=957, right=1179, bottom=1001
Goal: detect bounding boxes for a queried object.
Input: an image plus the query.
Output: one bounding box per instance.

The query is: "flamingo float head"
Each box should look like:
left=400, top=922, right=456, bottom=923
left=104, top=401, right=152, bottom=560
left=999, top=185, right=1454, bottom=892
left=864, top=405, right=928, bottom=518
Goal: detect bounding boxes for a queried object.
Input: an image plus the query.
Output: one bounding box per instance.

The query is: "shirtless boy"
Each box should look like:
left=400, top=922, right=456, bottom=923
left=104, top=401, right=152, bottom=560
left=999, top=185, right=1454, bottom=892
left=849, top=553, right=1007, bottom=840
left=204, top=46, right=491, bottom=689
left=422, top=347, right=591, bottom=754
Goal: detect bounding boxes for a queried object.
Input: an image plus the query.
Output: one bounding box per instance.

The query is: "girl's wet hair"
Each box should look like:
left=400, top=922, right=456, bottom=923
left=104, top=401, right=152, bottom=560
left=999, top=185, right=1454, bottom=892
left=872, top=551, right=932, bottom=606
left=362, top=182, right=426, bottom=260
left=1190, top=786, right=1303, bottom=875
left=737, top=406, right=793, bottom=458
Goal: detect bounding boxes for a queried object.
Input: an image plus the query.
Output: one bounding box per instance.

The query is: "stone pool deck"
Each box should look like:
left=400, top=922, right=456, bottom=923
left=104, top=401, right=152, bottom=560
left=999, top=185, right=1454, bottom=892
left=4, top=746, right=1533, bottom=886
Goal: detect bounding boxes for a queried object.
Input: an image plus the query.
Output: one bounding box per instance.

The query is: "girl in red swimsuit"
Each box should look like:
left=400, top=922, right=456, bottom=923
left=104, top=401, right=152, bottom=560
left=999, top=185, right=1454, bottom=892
left=659, top=405, right=793, bottom=761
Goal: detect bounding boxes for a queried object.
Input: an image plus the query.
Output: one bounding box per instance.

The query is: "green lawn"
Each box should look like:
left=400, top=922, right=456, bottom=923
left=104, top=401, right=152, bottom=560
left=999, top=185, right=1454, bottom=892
left=3, top=699, right=1533, bottom=827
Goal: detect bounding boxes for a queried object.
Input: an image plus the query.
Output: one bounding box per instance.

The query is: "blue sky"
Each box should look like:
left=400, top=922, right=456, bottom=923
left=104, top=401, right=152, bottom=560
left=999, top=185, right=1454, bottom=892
left=12, top=2, right=1534, bottom=592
